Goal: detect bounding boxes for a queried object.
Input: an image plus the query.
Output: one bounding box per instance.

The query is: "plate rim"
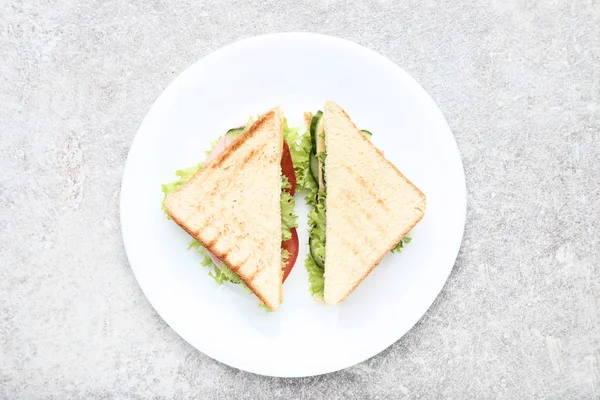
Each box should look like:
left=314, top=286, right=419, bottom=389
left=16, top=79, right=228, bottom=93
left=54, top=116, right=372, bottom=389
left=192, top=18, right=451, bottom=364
left=120, top=32, right=467, bottom=377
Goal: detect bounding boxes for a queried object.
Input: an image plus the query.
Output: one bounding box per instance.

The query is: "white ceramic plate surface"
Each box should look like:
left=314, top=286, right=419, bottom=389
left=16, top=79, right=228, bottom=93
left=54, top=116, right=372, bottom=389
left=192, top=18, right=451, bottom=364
left=120, top=33, right=466, bottom=377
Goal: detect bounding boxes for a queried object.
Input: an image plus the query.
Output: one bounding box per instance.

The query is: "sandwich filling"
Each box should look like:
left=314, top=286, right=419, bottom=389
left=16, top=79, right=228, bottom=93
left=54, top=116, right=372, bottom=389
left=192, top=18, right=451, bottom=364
left=299, top=112, right=412, bottom=299
left=161, top=118, right=300, bottom=289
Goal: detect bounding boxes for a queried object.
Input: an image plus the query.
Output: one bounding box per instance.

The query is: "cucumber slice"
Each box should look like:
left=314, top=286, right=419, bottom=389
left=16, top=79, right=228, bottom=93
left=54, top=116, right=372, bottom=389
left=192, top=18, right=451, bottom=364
left=310, top=111, right=323, bottom=150
left=361, top=129, right=372, bottom=138
left=313, top=113, right=326, bottom=189
left=225, top=127, right=245, bottom=140
left=310, top=153, right=320, bottom=182
left=309, top=238, right=325, bottom=268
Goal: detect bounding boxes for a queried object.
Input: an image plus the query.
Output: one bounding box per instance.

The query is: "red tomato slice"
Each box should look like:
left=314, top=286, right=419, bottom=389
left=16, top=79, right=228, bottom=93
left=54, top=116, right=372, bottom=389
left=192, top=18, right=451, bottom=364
left=281, top=142, right=296, bottom=196
left=282, top=227, right=299, bottom=282
left=281, top=142, right=298, bottom=282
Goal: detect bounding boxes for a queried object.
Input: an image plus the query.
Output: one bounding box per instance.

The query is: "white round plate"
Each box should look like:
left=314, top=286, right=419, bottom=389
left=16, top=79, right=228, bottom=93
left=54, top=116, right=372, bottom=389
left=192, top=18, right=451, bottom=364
left=121, top=33, right=466, bottom=377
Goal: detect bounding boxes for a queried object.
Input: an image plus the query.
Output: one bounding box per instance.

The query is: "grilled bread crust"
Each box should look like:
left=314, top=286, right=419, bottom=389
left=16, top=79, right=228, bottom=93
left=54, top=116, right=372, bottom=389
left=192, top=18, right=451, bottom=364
left=322, top=101, right=426, bottom=305
left=165, top=109, right=284, bottom=311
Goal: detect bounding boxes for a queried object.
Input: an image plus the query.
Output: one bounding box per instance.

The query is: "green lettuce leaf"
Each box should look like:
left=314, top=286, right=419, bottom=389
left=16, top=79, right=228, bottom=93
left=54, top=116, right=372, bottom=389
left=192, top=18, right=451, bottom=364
left=292, top=113, right=327, bottom=297
left=281, top=248, right=290, bottom=266
left=308, top=201, right=326, bottom=259
left=284, top=117, right=316, bottom=194
left=185, top=239, right=250, bottom=290
left=304, top=176, right=319, bottom=207
left=305, top=254, right=324, bottom=297
left=192, top=238, right=254, bottom=292
left=281, top=175, right=297, bottom=242
left=390, top=236, right=412, bottom=253
left=282, top=117, right=300, bottom=147
left=306, top=193, right=327, bottom=296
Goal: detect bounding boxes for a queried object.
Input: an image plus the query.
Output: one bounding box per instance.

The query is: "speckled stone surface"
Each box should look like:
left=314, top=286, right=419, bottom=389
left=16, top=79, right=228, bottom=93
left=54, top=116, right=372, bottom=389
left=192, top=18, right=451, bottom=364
left=1, top=0, right=599, bottom=398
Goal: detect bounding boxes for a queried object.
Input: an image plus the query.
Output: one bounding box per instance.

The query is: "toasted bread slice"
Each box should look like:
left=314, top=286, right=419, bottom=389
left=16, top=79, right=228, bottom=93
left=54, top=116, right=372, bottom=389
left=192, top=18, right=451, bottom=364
left=165, top=109, right=284, bottom=311
left=323, top=101, right=426, bottom=305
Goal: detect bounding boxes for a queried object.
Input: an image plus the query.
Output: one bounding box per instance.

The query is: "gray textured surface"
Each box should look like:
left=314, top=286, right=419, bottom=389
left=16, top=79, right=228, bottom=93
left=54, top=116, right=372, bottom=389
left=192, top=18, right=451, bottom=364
left=1, top=0, right=599, bottom=398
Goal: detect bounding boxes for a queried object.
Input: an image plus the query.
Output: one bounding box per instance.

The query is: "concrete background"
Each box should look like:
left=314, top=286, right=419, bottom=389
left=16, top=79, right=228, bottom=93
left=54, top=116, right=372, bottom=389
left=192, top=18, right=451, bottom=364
left=1, top=0, right=599, bottom=398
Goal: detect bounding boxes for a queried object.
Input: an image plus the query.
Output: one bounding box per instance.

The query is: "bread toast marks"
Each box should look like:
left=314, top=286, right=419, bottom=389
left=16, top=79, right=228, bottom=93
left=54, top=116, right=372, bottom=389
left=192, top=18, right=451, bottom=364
left=323, top=101, right=426, bottom=305
left=165, top=109, right=284, bottom=311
